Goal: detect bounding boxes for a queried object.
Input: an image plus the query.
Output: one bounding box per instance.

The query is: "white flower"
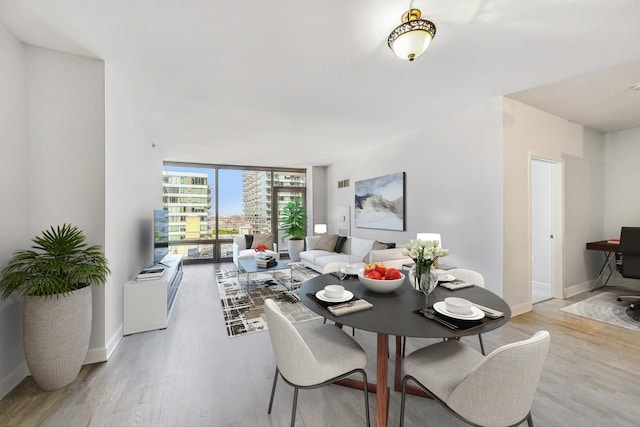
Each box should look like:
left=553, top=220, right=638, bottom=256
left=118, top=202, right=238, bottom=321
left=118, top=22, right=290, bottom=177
left=402, top=239, right=449, bottom=266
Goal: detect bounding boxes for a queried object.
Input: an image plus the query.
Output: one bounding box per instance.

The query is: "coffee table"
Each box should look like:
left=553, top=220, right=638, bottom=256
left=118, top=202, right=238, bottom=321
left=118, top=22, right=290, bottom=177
left=237, top=259, right=293, bottom=290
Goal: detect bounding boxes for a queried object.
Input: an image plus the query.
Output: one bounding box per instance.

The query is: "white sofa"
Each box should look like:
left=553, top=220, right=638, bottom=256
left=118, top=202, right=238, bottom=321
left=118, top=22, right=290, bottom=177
left=300, top=235, right=413, bottom=273
left=232, top=234, right=279, bottom=268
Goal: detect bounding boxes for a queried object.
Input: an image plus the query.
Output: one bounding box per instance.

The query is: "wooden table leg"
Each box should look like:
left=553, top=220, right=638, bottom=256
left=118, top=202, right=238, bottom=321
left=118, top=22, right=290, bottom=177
left=394, top=336, right=431, bottom=398
left=377, top=333, right=389, bottom=427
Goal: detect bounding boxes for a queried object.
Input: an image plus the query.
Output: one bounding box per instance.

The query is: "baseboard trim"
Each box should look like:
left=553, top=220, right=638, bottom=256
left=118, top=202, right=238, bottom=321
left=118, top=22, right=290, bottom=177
left=0, top=362, right=28, bottom=401
left=565, top=280, right=593, bottom=298
left=2, top=327, right=124, bottom=399
left=510, top=301, right=533, bottom=317
left=83, top=325, right=123, bottom=365
left=84, top=346, right=107, bottom=365
left=106, top=325, right=123, bottom=360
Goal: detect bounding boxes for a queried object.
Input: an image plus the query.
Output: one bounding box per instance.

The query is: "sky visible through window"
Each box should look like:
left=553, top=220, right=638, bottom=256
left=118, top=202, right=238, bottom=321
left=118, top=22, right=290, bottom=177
left=163, top=165, right=243, bottom=216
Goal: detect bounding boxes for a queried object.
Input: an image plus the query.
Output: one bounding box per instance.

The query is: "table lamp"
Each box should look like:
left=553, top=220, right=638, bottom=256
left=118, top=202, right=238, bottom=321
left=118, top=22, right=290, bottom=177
left=314, top=224, right=327, bottom=235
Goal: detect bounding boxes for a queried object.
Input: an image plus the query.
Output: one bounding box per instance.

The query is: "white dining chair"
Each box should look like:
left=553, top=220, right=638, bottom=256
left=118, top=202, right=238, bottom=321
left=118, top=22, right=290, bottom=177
left=400, top=330, right=550, bottom=427
left=264, top=299, right=370, bottom=427
left=403, top=268, right=488, bottom=357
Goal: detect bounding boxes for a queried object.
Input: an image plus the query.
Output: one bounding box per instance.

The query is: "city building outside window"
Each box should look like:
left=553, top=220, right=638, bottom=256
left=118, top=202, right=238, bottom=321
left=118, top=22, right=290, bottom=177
left=162, top=164, right=306, bottom=263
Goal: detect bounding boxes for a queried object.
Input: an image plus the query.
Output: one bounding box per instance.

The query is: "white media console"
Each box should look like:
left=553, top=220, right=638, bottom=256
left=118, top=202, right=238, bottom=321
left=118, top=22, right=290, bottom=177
left=124, top=253, right=184, bottom=335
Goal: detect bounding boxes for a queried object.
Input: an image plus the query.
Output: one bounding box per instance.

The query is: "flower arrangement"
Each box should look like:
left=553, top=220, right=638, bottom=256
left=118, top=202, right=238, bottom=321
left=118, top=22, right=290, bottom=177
left=402, top=239, right=450, bottom=288
left=254, top=244, right=269, bottom=252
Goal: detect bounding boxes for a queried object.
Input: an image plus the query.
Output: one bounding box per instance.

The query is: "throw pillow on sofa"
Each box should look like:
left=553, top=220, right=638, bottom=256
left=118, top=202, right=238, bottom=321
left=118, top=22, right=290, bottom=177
left=361, top=240, right=398, bottom=263
left=334, top=235, right=348, bottom=253
left=371, top=241, right=389, bottom=250
left=314, top=234, right=339, bottom=251
left=251, top=234, right=274, bottom=249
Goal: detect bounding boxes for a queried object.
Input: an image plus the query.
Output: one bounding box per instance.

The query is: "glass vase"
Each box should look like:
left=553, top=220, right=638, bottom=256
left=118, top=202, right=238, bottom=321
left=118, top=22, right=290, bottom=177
left=409, top=264, right=437, bottom=293
left=409, top=264, right=439, bottom=313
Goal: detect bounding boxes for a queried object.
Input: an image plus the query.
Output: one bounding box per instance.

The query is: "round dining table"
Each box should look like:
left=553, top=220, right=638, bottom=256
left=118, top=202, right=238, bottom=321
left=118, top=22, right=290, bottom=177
left=299, top=273, right=511, bottom=427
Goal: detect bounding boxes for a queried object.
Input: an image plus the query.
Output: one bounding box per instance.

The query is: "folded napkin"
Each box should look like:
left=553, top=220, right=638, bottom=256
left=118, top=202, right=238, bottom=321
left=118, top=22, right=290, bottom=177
left=472, top=303, right=504, bottom=319
left=328, top=299, right=373, bottom=316
left=306, top=292, right=358, bottom=309
left=439, top=280, right=474, bottom=290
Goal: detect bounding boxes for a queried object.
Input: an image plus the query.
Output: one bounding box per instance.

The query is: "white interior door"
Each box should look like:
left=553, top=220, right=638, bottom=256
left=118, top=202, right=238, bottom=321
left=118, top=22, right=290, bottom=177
left=531, top=157, right=564, bottom=303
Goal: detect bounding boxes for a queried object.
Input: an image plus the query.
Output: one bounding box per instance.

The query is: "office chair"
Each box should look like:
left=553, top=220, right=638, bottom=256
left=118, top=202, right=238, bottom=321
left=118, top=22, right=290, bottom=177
left=616, top=227, right=640, bottom=308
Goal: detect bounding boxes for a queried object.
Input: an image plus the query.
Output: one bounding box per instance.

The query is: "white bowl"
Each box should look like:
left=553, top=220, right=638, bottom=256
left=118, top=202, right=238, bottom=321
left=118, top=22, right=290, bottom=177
left=344, top=264, right=362, bottom=275
left=324, top=285, right=345, bottom=299
left=444, top=297, right=472, bottom=315
left=357, top=271, right=405, bottom=293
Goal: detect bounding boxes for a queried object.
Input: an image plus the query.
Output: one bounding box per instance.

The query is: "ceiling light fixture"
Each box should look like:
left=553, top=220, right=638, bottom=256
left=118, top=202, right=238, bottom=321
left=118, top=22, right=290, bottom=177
left=387, top=5, right=436, bottom=61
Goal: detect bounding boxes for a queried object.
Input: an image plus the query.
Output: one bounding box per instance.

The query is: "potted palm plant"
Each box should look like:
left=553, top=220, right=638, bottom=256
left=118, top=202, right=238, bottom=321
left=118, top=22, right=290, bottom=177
left=0, top=224, right=110, bottom=391
left=280, top=198, right=307, bottom=262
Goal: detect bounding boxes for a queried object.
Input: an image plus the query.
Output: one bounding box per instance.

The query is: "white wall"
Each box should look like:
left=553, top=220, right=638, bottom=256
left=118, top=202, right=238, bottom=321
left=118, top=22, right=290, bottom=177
left=0, top=23, right=29, bottom=400
left=104, top=63, right=164, bottom=358
left=0, top=36, right=107, bottom=398
left=25, top=46, right=107, bottom=359
left=325, top=100, right=505, bottom=297
left=24, top=46, right=107, bottom=359
left=503, top=98, right=605, bottom=313
left=604, top=127, right=640, bottom=235
left=563, top=129, right=606, bottom=290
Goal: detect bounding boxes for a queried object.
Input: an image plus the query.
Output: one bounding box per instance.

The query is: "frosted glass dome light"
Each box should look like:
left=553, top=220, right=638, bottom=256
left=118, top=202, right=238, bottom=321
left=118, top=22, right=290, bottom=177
left=388, top=8, right=436, bottom=61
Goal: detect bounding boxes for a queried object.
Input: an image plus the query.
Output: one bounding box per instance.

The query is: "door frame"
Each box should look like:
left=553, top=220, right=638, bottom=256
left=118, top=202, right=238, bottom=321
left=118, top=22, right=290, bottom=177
left=529, top=153, right=564, bottom=300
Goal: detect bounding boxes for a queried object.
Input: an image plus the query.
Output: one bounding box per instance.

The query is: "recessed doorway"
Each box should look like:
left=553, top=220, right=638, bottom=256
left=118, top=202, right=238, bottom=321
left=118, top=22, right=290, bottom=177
left=531, top=156, right=564, bottom=303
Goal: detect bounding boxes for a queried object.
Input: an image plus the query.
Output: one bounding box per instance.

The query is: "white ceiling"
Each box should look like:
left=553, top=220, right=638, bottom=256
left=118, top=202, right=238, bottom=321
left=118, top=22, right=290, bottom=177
left=2, top=0, right=640, bottom=167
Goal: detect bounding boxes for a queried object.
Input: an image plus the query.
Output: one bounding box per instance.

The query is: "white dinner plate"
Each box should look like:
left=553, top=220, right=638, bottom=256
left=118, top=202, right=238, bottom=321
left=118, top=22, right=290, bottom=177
left=438, top=274, right=456, bottom=282
left=433, top=301, right=485, bottom=320
left=316, top=289, right=354, bottom=303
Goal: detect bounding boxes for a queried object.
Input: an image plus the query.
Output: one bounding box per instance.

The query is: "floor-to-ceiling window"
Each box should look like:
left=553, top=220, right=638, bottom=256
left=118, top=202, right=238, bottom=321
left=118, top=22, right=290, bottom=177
left=162, top=163, right=306, bottom=263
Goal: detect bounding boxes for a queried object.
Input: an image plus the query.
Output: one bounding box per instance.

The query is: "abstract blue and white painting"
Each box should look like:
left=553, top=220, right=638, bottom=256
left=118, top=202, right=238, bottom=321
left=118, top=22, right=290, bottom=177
left=354, top=172, right=405, bottom=231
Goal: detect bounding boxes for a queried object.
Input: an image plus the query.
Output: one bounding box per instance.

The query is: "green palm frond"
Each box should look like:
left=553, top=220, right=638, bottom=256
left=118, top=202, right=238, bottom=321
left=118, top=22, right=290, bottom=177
left=0, top=224, right=111, bottom=299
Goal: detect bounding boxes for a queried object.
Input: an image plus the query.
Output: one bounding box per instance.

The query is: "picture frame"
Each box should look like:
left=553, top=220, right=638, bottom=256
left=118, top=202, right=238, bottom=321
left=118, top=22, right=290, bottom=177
left=354, top=172, right=405, bottom=231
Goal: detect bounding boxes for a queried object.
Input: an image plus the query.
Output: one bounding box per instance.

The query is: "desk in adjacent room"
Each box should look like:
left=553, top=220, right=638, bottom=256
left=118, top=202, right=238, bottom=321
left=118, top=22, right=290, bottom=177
left=586, top=240, right=620, bottom=290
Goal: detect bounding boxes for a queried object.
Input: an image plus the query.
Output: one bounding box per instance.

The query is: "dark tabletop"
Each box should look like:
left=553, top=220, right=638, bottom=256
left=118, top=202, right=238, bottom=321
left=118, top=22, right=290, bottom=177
left=299, top=273, right=511, bottom=339
left=585, top=240, right=620, bottom=252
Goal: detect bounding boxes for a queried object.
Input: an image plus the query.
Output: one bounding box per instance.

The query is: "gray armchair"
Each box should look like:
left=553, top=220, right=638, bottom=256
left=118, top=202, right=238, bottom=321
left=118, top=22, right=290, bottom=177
left=400, top=331, right=550, bottom=427
left=616, top=227, right=640, bottom=307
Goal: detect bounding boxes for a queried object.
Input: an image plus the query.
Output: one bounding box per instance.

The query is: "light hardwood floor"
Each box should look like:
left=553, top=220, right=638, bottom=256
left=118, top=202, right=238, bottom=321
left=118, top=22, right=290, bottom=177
left=1, top=263, right=639, bottom=426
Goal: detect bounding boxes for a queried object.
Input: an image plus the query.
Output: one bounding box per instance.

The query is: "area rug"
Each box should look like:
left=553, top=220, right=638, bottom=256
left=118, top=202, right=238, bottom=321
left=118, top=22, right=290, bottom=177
left=216, top=263, right=322, bottom=337
left=561, top=289, right=640, bottom=333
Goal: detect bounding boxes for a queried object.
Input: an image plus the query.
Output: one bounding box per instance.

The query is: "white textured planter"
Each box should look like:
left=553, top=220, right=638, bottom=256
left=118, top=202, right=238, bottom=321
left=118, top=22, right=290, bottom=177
left=287, top=239, right=305, bottom=262
left=23, top=286, right=92, bottom=391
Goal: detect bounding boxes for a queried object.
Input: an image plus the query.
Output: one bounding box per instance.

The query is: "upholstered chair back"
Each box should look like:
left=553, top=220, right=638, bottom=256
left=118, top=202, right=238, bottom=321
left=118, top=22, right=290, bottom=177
left=620, top=227, right=640, bottom=278
left=264, top=299, right=319, bottom=386
left=447, top=330, right=550, bottom=426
